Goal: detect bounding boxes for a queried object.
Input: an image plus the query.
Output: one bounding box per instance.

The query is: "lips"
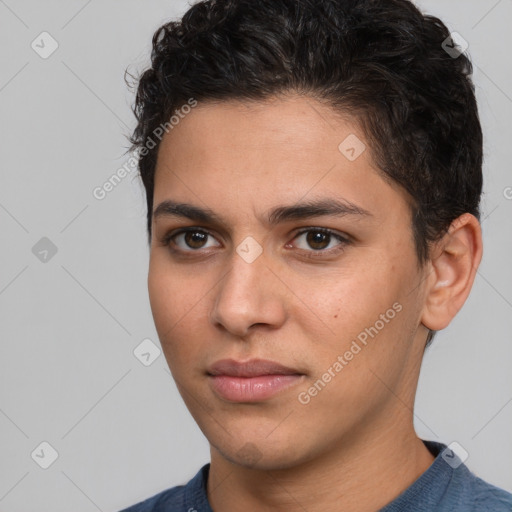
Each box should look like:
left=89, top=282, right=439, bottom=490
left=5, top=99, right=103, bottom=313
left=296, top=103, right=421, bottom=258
left=207, top=358, right=305, bottom=402
left=207, top=358, right=302, bottom=377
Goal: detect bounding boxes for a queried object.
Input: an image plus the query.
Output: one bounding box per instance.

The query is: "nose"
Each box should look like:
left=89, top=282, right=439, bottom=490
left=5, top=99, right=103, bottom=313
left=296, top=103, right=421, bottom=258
left=209, top=245, right=287, bottom=337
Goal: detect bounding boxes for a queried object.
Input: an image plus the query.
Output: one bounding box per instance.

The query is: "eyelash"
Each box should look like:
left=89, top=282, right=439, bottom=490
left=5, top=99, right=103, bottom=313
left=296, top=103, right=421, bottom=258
left=159, top=227, right=351, bottom=259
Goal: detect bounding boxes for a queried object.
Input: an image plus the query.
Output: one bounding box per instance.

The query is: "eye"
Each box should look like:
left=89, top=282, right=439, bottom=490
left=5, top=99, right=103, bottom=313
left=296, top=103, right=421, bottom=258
left=289, top=228, right=350, bottom=255
left=161, top=228, right=221, bottom=252
left=160, top=227, right=350, bottom=257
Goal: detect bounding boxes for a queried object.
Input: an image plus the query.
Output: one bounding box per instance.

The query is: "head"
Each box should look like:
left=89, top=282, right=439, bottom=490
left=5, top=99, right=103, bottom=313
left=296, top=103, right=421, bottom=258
left=128, top=0, right=483, bottom=470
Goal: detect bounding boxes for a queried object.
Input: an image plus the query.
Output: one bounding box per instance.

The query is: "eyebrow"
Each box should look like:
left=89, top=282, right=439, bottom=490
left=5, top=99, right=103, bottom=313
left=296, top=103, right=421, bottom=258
left=152, top=198, right=372, bottom=227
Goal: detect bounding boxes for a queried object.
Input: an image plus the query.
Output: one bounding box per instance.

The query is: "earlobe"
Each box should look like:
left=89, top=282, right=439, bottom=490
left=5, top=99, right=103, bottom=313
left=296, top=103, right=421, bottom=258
left=421, top=213, right=483, bottom=332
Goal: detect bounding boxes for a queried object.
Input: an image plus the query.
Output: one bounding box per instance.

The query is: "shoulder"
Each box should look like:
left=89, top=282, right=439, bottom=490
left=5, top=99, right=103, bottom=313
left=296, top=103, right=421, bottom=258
left=119, top=486, right=185, bottom=512
left=118, top=464, right=211, bottom=512
left=381, top=441, right=512, bottom=512
left=119, top=482, right=189, bottom=512
left=451, top=464, right=512, bottom=511
left=428, top=441, right=512, bottom=512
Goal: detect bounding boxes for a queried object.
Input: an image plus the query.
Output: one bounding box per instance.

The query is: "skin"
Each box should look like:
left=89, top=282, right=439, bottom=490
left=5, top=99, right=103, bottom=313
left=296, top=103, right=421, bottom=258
left=148, top=94, right=482, bottom=512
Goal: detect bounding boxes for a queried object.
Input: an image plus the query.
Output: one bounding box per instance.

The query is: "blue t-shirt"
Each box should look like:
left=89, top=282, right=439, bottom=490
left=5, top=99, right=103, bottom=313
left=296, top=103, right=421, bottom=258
left=119, top=441, right=512, bottom=511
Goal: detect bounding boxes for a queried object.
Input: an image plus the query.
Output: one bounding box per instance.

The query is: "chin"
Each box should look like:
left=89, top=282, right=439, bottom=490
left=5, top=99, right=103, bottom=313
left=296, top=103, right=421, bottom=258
left=213, top=436, right=314, bottom=472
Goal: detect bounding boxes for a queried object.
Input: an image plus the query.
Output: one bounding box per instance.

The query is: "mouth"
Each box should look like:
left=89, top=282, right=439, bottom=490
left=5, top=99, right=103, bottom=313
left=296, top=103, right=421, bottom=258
left=206, top=358, right=306, bottom=402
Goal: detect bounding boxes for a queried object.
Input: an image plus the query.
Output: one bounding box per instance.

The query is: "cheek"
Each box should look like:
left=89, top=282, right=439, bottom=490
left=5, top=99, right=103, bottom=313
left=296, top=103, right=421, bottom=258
left=149, top=253, right=204, bottom=319
left=294, top=260, right=410, bottom=363
left=295, top=269, right=392, bottom=332
left=147, top=261, right=207, bottom=359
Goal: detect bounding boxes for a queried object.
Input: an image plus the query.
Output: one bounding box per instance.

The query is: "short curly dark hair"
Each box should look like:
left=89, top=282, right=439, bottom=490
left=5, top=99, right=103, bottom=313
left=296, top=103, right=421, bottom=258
left=128, top=0, right=483, bottom=344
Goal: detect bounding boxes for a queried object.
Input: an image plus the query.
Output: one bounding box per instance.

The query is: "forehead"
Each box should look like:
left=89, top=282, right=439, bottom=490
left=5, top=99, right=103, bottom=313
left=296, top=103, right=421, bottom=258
left=157, top=95, right=366, bottom=166
left=153, top=95, right=411, bottom=225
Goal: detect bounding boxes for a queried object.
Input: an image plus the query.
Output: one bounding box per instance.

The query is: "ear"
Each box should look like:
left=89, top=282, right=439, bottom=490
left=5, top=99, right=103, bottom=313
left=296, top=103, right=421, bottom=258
left=421, top=213, right=483, bottom=331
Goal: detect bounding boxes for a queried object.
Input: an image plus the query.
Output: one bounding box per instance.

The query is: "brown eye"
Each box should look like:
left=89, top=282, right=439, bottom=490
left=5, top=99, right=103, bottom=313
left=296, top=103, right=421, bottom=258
left=305, top=231, right=331, bottom=250
left=184, top=231, right=209, bottom=249
left=293, top=228, right=348, bottom=252
left=162, top=228, right=221, bottom=252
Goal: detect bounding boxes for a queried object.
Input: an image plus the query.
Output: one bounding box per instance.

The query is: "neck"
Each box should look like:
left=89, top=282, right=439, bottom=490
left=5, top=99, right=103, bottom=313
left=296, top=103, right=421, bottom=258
left=206, top=418, right=435, bottom=512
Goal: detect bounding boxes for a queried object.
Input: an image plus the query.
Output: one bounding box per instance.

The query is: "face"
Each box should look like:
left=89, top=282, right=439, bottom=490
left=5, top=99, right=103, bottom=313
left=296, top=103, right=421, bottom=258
left=148, top=95, right=431, bottom=470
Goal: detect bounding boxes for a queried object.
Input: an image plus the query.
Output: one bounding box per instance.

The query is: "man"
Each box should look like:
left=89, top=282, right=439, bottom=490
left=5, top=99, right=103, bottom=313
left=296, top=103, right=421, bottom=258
left=121, top=0, right=512, bottom=510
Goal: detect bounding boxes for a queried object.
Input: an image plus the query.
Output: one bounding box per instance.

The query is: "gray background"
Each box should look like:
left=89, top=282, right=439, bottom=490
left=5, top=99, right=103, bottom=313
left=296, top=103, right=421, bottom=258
left=0, top=1, right=511, bottom=510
